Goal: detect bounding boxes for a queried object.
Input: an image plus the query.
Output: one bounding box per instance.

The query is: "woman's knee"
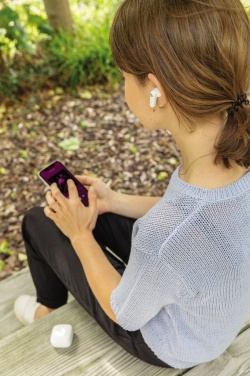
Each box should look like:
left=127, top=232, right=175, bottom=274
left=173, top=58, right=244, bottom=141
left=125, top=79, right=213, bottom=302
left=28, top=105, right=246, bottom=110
left=22, top=206, right=49, bottom=241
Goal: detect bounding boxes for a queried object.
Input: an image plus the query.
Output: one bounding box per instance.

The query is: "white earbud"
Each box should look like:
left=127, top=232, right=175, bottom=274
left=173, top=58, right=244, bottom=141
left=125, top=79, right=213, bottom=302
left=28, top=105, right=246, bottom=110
left=150, top=88, right=161, bottom=108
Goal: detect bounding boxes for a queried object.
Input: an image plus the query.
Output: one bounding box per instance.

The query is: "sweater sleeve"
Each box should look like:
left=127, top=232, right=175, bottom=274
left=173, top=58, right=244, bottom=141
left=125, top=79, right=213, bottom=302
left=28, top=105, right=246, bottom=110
left=110, top=245, right=186, bottom=331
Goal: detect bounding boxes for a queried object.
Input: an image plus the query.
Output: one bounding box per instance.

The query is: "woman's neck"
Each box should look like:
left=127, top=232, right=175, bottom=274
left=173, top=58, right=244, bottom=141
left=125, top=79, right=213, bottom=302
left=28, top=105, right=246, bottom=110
left=172, top=117, right=249, bottom=189
left=179, top=157, right=248, bottom=189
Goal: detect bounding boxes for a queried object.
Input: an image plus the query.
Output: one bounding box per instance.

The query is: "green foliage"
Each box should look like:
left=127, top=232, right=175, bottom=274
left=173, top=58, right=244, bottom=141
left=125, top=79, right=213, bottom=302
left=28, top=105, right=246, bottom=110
left=0, top=240, right=13, bottom=256
left=157, top=172, right=169, bottom=182
left=242, top=0, right=250, bottom=6
left=0, top=3, right=51, bottom=60
left=42, top=0, right=121, bottom=88
left=0, top=0, right=121, bottom=99
left=0, top=6, right=35, bottom=53
left=23, top=4, right=53, bottom=36
left=3, top=0, right=247, bottom=98
left=0, top=240, right=14, bottom=271
left=0, top=1, right=52, bottom=98
left=58, top=137, right=81, bottom=151
left=0, top=70, right=19, bottom=99
left=129, top=145, right=138, bottom=154
left=43, top=21, right=120, bottom=87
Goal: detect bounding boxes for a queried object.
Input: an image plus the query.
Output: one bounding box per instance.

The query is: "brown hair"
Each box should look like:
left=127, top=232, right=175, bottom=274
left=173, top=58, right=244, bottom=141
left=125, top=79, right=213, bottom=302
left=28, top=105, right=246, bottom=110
left=110, top=0, right=250, bottom=168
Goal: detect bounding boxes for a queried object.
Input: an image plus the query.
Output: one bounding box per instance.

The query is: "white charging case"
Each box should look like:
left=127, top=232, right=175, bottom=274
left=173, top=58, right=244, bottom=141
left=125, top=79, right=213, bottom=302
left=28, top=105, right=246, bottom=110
left=50, top=324, right=74, bottom=348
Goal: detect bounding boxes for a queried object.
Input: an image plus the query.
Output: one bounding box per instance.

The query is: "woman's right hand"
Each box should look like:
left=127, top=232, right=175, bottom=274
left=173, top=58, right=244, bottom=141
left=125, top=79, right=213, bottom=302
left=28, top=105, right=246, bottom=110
left=75, top=175, right=115, bottom=215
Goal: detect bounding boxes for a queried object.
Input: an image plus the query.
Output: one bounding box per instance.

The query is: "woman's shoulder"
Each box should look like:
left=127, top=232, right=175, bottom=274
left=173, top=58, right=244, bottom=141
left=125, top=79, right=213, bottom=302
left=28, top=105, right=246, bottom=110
left=169, top=166, right=250, bottom=203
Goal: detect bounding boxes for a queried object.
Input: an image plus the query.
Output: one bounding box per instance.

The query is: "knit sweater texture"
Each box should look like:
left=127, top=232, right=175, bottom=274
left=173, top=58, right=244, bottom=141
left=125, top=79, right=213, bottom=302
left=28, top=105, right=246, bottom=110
left=110, top=167, right=250, bottom=368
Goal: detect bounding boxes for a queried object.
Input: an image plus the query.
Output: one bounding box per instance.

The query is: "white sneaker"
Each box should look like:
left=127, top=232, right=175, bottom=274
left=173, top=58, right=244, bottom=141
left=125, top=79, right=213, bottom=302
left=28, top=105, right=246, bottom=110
left=14, top=295, right=40, bottom=326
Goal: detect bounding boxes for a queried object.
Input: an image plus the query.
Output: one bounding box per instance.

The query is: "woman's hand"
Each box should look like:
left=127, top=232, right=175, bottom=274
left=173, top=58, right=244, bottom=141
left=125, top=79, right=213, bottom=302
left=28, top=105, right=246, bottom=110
left=77, top=175, right=161, bottom=219
left=75, top=175, right=115, bottom=214
left=44, top=179, right=98, bottom=243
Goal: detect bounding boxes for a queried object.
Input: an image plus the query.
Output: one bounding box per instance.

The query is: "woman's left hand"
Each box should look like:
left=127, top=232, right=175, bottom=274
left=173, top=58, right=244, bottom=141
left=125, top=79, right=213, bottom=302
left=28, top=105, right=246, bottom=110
left=44, top=179, right=98, bottom=243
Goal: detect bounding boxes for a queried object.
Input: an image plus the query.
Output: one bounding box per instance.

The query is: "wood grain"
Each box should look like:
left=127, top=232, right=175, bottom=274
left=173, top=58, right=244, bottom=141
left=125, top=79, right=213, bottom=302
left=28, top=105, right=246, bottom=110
left=0, top=268, right=249, bottom=376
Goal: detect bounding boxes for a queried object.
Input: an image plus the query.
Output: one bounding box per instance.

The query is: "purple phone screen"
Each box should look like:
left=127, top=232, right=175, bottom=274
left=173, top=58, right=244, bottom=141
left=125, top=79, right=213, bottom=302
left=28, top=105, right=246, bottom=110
left=40, top=162, right=88, bottom=206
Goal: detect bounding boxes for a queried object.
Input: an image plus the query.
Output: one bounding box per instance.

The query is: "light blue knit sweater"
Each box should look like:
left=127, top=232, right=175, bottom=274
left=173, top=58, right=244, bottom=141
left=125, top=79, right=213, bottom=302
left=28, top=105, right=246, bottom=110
left=111, top=167, right=250, bottom=368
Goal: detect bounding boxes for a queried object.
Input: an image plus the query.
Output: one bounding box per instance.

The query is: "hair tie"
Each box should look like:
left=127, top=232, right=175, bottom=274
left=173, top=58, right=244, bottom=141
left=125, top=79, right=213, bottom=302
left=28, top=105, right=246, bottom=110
left=227, top=93, right=249, bottom=116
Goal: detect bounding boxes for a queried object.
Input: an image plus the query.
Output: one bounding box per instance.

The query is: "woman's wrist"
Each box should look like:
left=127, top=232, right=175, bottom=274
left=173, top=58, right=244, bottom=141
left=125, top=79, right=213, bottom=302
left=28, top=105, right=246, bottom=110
left=104, top=189, right=119, bottom=214
left=70, top=230, right=94, bottom=247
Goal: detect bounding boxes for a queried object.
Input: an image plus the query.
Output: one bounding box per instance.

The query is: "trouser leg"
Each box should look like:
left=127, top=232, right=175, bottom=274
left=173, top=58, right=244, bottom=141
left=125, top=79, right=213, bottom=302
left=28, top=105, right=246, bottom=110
left=22, top=207, right=134, bottom=308
left=22, top=207, right=170, bottom=367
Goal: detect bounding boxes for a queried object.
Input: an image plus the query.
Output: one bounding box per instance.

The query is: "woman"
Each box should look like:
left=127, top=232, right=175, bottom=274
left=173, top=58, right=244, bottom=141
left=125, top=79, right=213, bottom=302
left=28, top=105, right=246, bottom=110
left=14, top=0, right=250, bottom=369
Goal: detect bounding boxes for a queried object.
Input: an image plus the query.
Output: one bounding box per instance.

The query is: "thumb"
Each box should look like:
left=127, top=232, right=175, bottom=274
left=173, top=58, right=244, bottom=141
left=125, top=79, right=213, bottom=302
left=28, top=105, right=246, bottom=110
left=75, top=175, right=91, bottom=186
left=88, top=187, right=98, bottom=227
left=88, top=186, right=97, bottom=207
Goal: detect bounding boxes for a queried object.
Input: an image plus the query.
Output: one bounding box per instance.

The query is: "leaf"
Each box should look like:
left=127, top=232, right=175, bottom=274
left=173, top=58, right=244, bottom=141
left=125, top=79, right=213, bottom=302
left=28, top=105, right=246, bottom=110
left=168, top=157, right=178, bottom=166
left=19, top=150, right=29, bottom=158
left=18, top=253, right=28, bottom=262
left=0, top=240, right=13, bottom=256
left=0, top=104, right=6, bottom=114
left=130, top=145, right=138, bottom=154
left=79, top=121, right=88, bottom=129
left=10, top=192, right=17, bottom=200
left=78, top=90, right=92, bottom=99
left=157, top=172, right=169, bottom=181
left=58, top=137, right=81, bottom=151
left=52, top=95, right=63, bottom=102
left=0, top=167, right=7, bottom=175
left=0, top=260, right=5, bottom=271
left=55, top=87, right=64, bottom=94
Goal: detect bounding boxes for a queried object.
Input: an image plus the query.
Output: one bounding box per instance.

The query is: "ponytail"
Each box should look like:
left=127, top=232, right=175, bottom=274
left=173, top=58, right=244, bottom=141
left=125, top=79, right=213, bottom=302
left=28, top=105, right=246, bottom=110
left=215, top=100, right=250, bottom=168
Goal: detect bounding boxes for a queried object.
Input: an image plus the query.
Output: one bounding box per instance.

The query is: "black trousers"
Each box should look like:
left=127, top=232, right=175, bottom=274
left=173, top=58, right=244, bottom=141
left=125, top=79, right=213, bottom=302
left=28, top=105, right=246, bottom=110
left=22, top=207, right=171, bottom=368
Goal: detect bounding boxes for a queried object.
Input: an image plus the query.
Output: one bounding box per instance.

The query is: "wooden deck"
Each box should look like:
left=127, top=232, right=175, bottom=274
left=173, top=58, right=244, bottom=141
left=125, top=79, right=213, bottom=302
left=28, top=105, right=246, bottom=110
left=0, top=268, right=250, bottom=376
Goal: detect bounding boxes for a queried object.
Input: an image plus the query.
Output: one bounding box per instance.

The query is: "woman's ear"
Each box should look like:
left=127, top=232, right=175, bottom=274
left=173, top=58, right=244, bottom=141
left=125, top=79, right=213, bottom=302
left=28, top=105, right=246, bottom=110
left=148, top=73, right=168, bottom=108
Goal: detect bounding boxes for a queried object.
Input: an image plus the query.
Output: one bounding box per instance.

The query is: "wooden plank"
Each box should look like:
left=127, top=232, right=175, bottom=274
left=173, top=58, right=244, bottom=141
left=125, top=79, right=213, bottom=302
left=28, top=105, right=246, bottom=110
left=0, top=300, right=114, bottom=376
left=0, top=268, right=35, bottom=339
left=1, top=268, right=250, bottom=376
left=0, top=300, right=183, bottom=376
left=65, top=345, right=187, bottom=376
left=184, top=328, right=250, bottom=376
left=239, top=316, right=250, bottom=333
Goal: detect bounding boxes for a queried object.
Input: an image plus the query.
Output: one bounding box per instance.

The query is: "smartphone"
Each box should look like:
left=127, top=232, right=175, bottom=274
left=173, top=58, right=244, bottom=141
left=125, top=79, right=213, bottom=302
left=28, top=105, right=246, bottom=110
left=38, top=161, right=89, bottom=207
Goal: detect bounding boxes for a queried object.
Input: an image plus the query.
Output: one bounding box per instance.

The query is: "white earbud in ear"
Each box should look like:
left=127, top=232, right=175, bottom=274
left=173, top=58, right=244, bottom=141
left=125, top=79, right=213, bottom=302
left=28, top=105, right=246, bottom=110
left=150, top=88, right=161, bottom=108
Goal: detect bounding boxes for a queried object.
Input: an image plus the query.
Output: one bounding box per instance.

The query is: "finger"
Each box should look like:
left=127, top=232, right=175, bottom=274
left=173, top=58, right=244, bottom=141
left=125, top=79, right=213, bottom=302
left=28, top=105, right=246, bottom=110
left=88, top=187, right=98, bottom=227
left=67, top=179, right=79, bottom=200
left=46, top=190, right=57, bottom=206
left=88, top=186, right=97, bottom=211
left=50, top=182, right=64, bottom=203
left=75, top=175, right=95, bottom=186
left=45, top=192, right=61, bottom=213
left=44, top=206, right=56, bottom=218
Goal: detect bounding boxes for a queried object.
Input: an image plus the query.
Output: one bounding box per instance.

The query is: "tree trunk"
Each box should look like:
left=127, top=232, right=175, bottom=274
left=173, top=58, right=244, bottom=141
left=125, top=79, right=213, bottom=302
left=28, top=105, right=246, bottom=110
left=43, top=0, right=74, bottom=32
